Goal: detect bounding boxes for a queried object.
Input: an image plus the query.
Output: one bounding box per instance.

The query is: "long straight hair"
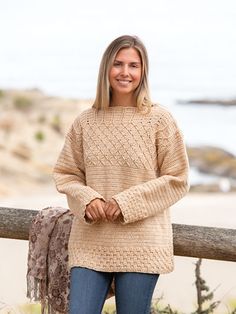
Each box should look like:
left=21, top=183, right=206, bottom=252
left=93, top=35, right=152, bottom=112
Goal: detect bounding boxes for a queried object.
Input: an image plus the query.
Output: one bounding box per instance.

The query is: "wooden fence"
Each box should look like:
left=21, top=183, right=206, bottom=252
left=0, top=207, right=236, bottom=262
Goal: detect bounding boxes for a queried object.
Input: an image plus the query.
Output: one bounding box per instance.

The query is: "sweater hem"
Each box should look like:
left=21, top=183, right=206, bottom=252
left=68, top=262, right=174, bottom=275
left=68, top=245, right=174, bottom=274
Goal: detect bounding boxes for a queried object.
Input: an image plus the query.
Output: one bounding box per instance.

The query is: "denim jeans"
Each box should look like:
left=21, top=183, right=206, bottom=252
left=69, top=267, right=159, bottom=314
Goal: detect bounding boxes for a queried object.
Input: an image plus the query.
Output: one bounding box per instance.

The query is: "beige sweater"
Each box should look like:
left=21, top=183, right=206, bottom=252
left=53, top=104, right=189, bottom=274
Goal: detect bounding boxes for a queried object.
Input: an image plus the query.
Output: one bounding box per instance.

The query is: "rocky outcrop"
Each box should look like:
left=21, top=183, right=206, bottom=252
left=187, top=146, right=236, bottom=192
left=177, top=98, right=236, bottom=106
left=187, top=146, right=236, bottom=179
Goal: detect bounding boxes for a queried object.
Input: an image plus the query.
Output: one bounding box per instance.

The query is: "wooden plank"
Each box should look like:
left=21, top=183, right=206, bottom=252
left=0, top=207, right=37, bottom=240
left=173, top=224, right=236, bottom=262
left=0, top=207, right=236, bottom=262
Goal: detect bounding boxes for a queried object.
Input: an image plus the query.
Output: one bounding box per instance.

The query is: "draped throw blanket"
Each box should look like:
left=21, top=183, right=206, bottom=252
left=27, top=207, right=73, bottom=313
left=26, top=206, right=115, bottom=313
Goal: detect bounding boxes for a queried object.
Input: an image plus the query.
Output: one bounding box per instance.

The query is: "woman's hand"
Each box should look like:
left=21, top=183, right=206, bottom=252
left=104, top=199, right=122, bottom=222
left=85, top=198, right=107, bottom=222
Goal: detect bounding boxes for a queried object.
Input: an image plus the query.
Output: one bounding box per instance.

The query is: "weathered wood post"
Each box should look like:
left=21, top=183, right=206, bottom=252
left=0, top=207, right=236, bottom=262
left=0, top=207, right=37, bottom=240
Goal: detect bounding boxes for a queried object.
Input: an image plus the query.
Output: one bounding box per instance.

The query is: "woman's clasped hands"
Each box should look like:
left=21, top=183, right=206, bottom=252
left=85, top=198, right=122, bottom=222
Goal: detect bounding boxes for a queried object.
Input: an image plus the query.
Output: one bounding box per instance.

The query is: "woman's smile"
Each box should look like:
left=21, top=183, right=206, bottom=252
left=116, top=79, right=132, bottom=86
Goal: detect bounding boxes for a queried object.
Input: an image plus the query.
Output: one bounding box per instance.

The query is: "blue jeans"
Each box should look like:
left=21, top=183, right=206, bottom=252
left=69, top=267, right=159, bottom=314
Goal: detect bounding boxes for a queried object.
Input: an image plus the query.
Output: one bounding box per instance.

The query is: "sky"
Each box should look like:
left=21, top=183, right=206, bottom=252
left=1, top=0, right=235, bottom=58
left=0, top=0, right=236, bottom=98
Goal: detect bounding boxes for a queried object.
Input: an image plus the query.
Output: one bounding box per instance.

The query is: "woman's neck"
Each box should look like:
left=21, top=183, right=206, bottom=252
left=110, top=94, right=136, bottom=107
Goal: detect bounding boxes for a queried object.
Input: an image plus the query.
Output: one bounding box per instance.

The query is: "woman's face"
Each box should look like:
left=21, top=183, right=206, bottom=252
left=109, top=48, right=142, bottom=99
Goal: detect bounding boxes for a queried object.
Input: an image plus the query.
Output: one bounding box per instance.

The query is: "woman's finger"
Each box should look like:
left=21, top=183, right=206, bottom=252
left=97, top=204, right=107, bottom=220
left=85, top=211, right=94, bottom=221
left=106, top=206, right=117, bottom=221
left=86, top=208, right=97, bottom=220
left=112, top=209, right=121, bottom=220
left=86, top=204, right=99, bottom=220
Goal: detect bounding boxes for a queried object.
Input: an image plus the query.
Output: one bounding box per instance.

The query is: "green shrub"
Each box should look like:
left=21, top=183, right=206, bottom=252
left=14, top=96, right=33, bottom=110
left=18, top=302, right=41, bottom=314
left=102, top=299, right=181, bottom=314
left=50, top=114, right=62, bottom=133
left=0, top=89, right=4, bottom=98
left=34, top=130, right=45, bottom=142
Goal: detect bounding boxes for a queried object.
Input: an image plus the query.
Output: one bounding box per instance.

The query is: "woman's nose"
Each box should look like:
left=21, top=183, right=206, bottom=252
left=121, top=65, right=129, bottom=76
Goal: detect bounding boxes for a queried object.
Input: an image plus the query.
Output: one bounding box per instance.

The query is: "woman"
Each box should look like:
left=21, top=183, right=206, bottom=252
left=53, top=35, right=189, bottom=314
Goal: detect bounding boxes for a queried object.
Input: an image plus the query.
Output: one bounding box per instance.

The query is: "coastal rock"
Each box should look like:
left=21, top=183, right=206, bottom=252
left=187, top=145, right=236, bottom=179
left=177, top=98, right=236, bottom=106
left=190, top=180, right=236, bottom=193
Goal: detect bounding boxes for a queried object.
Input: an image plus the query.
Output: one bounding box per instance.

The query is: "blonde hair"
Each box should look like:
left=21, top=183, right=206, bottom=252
left=93, top=35, right=152, bottom=112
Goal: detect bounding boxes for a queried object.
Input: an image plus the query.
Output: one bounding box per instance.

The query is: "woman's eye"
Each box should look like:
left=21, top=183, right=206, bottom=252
left=114, top=62, right=121, bottom=67
left=131, top=64, right=138, bottom=68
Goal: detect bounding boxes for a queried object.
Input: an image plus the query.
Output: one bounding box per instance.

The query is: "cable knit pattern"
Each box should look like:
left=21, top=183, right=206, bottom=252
left=53, top=104, right=189, bottom=274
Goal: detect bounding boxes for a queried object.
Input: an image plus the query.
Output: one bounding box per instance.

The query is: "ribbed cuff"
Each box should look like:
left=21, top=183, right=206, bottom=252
left=67, top=189, right=105, bottom=225
left=113, top=189, right=148, bottom=224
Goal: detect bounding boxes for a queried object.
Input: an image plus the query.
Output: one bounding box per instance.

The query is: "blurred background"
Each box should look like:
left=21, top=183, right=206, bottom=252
left=0, top=0, right=236, bottom=313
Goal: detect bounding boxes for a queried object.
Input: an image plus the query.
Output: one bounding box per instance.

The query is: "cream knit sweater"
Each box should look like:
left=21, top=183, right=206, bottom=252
left=53, top=104, right=189, bottom=274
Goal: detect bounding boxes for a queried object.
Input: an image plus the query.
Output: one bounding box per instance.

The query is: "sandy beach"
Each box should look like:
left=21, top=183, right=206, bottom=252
left=0, top=188, right=236, bottom=313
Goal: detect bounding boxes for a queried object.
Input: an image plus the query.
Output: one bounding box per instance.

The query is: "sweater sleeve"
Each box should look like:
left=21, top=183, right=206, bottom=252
left=112, top=110, right=190, bottom=224
left=53, top=117, right=105, bottom=221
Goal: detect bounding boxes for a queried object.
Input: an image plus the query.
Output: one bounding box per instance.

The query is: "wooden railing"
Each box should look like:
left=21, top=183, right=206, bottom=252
left=0, top=207, right=236, bottom=262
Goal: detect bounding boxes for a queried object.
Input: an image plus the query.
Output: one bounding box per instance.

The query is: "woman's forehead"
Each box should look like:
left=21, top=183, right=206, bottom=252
left=114, top=47, right=141, bottom=61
